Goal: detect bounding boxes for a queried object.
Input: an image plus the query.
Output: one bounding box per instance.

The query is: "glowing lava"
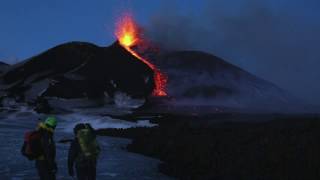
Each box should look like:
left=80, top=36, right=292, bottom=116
left=115, top=13, right=167, bottom=96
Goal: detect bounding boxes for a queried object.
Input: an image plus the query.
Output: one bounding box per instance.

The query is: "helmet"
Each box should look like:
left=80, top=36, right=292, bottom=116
left=73, top=123, right=86, bottom=135
left=73, top=123, right=94, bottom=135
left=44, top=116, right=57, bottom=129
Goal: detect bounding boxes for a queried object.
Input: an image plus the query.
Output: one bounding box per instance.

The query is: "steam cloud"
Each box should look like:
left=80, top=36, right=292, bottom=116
left=143, top=0, right=320, bottom=106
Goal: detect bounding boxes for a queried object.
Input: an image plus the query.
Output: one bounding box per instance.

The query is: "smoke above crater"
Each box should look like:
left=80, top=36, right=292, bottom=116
left=143, top=0, right=320, bottom=106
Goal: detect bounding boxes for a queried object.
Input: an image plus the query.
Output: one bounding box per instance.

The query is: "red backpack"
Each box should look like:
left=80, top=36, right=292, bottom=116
left=21, top=131, right=43, bottom=160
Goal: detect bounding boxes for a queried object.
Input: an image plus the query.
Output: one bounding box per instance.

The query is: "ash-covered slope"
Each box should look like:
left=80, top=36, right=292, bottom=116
left=0, top=62, right=10, bottom=74
left=154, top=50, right=296, bottom=110
left=0, top=42, right=154, bottom=104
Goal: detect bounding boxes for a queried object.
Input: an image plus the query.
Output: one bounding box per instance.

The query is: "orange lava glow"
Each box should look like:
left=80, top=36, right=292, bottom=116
left=115, top=13, right=167, bottom=96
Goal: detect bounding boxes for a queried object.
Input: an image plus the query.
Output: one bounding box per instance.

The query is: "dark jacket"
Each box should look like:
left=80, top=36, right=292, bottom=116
left=37, top=126, right=57, bottom=170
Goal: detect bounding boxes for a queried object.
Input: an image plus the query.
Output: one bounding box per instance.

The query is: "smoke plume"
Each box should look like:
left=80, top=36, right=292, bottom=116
left=144, top=0, right=320, bottom=106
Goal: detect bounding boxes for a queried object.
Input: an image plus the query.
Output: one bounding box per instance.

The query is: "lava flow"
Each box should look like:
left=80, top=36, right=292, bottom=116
left=115, top=13, right=167, bottom=96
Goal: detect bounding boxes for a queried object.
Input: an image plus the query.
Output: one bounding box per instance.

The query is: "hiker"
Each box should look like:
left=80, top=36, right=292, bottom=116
left=68, top=123, right=100, bottom=180
left=21, top=116, right=58, bottom=180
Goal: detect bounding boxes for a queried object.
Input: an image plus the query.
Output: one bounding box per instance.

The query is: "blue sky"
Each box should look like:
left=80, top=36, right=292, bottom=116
left=1, top=0, right=319, bottom=105
left=0, top=0, right=204, bottom=61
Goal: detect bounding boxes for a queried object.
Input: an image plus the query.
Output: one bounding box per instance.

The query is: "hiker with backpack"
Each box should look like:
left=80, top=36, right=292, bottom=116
left=21, top=116, right=58, bottom=180
left=68, top=123, right=100, bottom=180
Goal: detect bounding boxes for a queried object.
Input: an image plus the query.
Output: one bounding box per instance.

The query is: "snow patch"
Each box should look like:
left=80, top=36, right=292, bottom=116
left=114, top=91, right=145, bottom=108
left=57, top=113, right=157, bottom=133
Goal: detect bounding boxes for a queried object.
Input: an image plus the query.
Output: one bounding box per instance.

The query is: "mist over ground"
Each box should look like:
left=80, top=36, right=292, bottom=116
left=144, top=0, right=320, bottom=106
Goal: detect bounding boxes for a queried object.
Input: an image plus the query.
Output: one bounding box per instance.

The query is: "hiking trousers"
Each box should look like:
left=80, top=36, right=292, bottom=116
left=75, top=159, right=97, bottom=180
left=35, top=160, right=56, bottom=180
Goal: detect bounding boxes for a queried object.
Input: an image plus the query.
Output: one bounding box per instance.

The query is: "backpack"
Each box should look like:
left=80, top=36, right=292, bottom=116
left=77, top=126, right=100, bottom=160
left=21, top=131, right=43, bottom=160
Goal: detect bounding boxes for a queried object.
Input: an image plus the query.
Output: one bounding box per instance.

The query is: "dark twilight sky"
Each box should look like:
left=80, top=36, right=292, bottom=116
left=0, top=0, right=319, bottom=105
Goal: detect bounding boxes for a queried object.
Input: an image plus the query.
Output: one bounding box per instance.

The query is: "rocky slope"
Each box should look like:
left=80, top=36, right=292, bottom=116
left=0, top=42, right=154, bottom=109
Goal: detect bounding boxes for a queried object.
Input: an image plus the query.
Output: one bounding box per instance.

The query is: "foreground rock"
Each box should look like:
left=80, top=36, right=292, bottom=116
left=98, top=114, right=320, bottom=180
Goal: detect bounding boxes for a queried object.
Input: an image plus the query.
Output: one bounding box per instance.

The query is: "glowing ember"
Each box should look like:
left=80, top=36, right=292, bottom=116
left=115, top=13, right=167, bottom=96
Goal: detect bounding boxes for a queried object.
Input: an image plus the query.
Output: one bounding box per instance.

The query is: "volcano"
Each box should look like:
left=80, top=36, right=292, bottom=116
left=0, top=13, right=298, bottom=112
left=0, top=41, right=298, bottom=112
left=0, top=42, right=155, bottom=103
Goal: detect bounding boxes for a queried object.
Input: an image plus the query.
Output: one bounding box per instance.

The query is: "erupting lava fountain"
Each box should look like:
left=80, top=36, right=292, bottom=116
left=115, top=13, right=167, bottom=97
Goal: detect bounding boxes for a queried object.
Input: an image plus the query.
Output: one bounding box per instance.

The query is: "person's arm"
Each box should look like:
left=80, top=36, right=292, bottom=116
left=68, top=139, right=78, bottom=177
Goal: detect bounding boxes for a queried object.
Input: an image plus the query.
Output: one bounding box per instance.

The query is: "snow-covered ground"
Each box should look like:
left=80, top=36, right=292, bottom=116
left=0, top=106, right=172, bottom=179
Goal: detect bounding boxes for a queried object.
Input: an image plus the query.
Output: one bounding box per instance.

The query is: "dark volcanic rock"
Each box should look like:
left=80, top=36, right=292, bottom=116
left=98, top=114, right=320, bottom=180
left=33, top=96, right=52, bottom=113
left=0, top=41, right=155, bottom=103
